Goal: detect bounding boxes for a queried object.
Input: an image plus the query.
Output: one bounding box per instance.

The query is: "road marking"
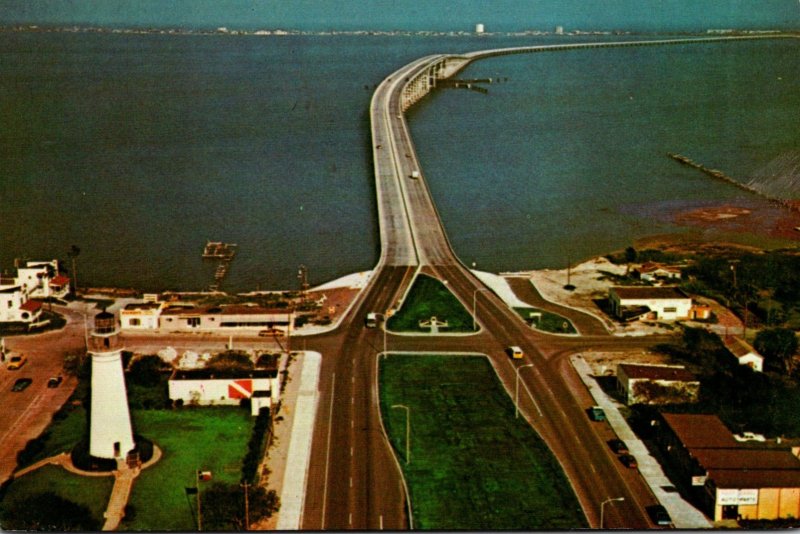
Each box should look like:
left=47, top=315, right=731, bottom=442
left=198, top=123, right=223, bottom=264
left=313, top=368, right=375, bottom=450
left=320, top=373, right=336, bottom=529
left=349, top=513, right=352, bottom=526
left=351, top=396, right=355, bottom=405
left=351, top=446, right=354, bottom=457
left=352, top=375, right=355, bottom=384
left=380, top=515, right=384, bottom=530
left=350, top=476, right=353, bottom=488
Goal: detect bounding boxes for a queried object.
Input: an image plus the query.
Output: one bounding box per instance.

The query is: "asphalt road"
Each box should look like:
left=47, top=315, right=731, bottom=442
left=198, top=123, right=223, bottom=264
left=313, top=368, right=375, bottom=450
left=299, top=51, right=677, bottom=529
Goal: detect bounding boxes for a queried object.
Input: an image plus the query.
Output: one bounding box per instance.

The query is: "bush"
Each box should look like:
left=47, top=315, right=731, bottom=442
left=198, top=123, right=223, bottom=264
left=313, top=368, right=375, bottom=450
left=241, top=410, right=272, bottom=483
left=0, top=491, right=100, bottom=531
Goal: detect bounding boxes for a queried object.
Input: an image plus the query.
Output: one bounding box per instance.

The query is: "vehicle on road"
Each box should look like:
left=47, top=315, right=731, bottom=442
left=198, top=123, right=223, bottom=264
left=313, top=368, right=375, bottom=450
left=12, top=378, right=32, bottom=392
left=47, top=376, right=63, bottom=388
left=588, top=405, right=606, bottom=421
left=646, top=504, right=672, bottom=526
left=608, top=439, right=629, bottom=454
left=507, top=346, right=524, bottom=359
left=410, top=170, right=420, bottom=179
left=258, top=328, right=285, bottom=338
left=620, top=454, right=638, bottom=469
left=365, top=312, right=380, bottom=328
left=7, top=354, right=27, bottom=370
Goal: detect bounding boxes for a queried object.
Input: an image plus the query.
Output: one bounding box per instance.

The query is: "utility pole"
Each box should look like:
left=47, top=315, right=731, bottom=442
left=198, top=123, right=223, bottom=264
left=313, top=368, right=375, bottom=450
left=196, top=469, right=202, bottom=531
left=241, top=481, right=250, bottom=531
left=297, top=265, right=309, bottom=303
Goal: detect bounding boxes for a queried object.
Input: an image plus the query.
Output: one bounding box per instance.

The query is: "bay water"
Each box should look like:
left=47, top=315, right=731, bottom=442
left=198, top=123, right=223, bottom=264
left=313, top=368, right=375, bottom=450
left=1, top=32, right=798, bottom=291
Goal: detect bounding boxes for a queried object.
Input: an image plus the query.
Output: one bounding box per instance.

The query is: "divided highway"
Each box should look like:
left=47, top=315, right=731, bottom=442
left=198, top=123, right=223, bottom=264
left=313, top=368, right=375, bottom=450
left=302, top=35, right=795, bottom=529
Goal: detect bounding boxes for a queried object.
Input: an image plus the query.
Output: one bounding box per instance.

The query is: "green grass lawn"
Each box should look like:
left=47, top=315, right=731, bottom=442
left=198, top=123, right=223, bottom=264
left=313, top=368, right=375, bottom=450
left=513, top=307, right=576, bottom=334
left=379, top=354, right=586, bottom=530
left=386, top=274, right=475, bottom=333
left=1, top=404, right=255, bottom=532
left=0, top=464, right=114, bottom=528
left=121, top=408, right=255, bottom=531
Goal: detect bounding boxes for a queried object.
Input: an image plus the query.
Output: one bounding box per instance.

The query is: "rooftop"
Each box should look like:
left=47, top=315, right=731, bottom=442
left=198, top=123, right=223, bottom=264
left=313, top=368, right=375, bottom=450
left=619, top=363, right=697, bottom=382
left=661, top=413, right=741, bottom=449
left=723, top=336, right=762, bottom=359
left=693, top=448, right=800, bottom=471
left=612, top=286, right=690, bottom=300
left=170, top=368, right=278, bottom=380
left=710, top=468, right=800, bottom=489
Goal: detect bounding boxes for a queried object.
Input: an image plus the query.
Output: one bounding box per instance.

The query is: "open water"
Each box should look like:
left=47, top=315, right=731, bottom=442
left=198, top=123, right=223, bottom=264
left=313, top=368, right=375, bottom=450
left=1, top=31, right=799, bottom=291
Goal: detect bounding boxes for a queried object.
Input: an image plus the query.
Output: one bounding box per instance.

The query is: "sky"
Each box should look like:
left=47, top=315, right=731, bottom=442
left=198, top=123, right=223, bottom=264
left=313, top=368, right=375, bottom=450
left=0, top=0, right=799, bottom=32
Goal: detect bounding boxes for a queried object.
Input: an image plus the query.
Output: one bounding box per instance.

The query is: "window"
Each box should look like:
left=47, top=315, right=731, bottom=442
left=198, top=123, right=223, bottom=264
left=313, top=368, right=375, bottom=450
left=187, top=317, right=201, bottom=327
left=663, top=307, right=677, bottom=313
left=130, top=318, right=141, bottom=326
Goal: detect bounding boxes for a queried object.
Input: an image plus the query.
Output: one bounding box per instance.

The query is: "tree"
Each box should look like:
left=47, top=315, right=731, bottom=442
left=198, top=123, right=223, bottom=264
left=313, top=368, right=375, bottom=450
left=67, top=245, right=80, bottom=296
left=128, top=354, right=165, bottom=387
left=206, top=351, right=253, bottom=372
left=624, top=246, right=637, bottom=276
left=754, top=328, right=799, bottom=374
left=200, top=482, right=280, bottom=530
left=0, top=491, right=100, bottom=531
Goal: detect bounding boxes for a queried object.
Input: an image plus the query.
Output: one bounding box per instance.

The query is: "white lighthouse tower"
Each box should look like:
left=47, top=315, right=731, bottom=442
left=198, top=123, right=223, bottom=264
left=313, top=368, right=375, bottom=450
left=88, top=310, right=135, bottom=461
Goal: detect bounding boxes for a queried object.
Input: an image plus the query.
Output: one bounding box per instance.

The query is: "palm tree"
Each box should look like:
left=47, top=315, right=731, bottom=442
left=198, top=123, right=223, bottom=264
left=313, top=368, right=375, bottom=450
left=67, top=245, right=80, bottom=297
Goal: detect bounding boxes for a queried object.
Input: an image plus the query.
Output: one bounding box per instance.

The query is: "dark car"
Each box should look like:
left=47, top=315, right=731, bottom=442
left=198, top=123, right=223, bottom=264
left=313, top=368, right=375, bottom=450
left=608, top=439, right=629, bottom=454
left=47, top=376, right=63, bottom=388
left=620, top=454, right=638, bottom=469
left=647, top=504, right=672, bottom=526
left=12, top=378, right=32, bottom=392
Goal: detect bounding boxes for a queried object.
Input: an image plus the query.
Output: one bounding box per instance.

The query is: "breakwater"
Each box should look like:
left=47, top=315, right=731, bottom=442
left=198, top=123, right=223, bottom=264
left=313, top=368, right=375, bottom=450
left=668, top=152, right=800, bottom=213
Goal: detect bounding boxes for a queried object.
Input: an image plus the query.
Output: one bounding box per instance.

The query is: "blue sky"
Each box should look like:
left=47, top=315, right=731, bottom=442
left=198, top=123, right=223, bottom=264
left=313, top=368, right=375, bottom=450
left=1, top=0, right=799, bottom=32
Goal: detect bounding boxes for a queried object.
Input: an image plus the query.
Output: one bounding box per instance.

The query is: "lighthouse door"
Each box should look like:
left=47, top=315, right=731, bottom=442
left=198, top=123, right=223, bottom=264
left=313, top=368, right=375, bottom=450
left=114, top=442, right=121, bottom=457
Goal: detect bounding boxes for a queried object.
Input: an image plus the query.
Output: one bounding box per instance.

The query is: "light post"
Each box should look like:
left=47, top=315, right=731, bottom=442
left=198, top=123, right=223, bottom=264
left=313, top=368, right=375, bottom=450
left=391, top=404, right=410, bottom=464
left=515, top=363, right=534, bottom=418
left=472, top=288, right=490, bottom=331
left=600, top=496, right=625, bottom=529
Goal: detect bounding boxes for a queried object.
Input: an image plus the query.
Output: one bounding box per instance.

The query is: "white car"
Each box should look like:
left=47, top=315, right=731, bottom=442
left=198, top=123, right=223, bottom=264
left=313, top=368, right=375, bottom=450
left=734, top=431, right=766, bottom=442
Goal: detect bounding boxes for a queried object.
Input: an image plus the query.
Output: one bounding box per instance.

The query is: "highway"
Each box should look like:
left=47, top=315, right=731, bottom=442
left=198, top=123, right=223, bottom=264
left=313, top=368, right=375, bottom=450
left=302, top=35, right=797, bottom=529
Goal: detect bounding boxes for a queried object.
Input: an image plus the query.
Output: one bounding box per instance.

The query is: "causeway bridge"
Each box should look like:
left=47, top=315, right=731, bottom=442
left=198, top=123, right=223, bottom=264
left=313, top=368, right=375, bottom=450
left=302, top=34, right=796, bottom=531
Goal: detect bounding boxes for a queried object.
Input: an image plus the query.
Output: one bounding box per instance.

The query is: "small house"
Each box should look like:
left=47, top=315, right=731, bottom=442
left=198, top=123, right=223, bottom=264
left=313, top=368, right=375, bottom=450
left=723, top=336, right=764, bottom=372
left=609, top=286, right=693, bottom=322
left=617, top=363, right=700, bottom=405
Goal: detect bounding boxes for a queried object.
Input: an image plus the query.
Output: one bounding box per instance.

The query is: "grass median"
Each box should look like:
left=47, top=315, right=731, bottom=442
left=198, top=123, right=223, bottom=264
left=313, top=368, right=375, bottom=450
left=514, top=307, right=576, bottom=334
left=379, top=354, right=586, bottom=530
left=386, top=274, right=475, bottom=333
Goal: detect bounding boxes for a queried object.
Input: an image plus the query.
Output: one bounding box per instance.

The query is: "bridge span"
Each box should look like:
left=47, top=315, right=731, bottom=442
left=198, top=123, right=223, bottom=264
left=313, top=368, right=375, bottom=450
left=302, top=34, right=796, bottom=531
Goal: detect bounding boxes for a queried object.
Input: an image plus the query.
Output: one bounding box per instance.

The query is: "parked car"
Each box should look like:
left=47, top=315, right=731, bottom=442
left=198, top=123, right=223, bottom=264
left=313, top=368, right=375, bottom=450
left=12, top=378, right=32, bottom=392
left=47, top=376, right=63, bottom=388
left=7, top=354, right=27, bottom=370
left=646, top=504, right=672, bottom=526
left=608, top=439, right=629, bottom=454
left=620, top=454, right=638, bottom=469
left=588, top=405, right=606, bottom=421
left=258, top=328, right=285, bottom=338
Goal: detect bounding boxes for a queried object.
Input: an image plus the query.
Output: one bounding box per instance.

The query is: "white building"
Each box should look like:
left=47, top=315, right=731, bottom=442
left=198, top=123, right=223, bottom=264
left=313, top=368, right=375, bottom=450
left=168, top=367, right=280, bottom=416
left=609, top=286, right=693, bottom=322
left=617, top=363, right=700, bottom=405
left=634, top=262, right=682, bottom=284
left=16, top=260, right=70, bottom=299
left=0, top=285, right=42, bottom=324
left=475, top=23, right=485, bottom=34
left=723, top=336, right=764, bottom=372
left=120, top=302, right=163, bottom=330
left=158, top=304, right=295, bottom=333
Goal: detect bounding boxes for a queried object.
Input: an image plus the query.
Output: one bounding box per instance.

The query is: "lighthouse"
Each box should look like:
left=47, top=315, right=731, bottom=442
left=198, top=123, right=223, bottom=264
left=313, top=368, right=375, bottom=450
left=88, top=310, right=135, bottom=461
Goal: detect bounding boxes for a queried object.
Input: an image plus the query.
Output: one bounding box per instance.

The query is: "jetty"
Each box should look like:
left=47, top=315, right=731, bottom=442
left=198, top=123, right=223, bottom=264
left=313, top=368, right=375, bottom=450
left=668, top=152, right=800, bottom=214
left=202, top=241, right=237, bottom=291
left=202, top=241, right=237, bottom=260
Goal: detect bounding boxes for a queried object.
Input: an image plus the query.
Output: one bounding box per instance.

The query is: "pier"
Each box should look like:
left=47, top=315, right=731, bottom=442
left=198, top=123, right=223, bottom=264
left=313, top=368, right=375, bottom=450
left=202, top=241, right=237, bottom=291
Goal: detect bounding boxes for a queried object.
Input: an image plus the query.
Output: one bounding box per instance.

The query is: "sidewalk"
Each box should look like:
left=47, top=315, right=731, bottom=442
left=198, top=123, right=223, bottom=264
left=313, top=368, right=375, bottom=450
left=571, top=354, right=712, bottom=529
left=275, top=351, right=321, bottom=530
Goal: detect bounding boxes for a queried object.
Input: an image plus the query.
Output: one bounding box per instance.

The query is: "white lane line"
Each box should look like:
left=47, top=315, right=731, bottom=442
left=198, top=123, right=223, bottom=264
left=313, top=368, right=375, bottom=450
left=350, top=446, right=354, bottom=457
left=352, top=375, right=355, bottom=384
left=320, top=373, right=336, bottom=529
left=350, top=476, right=353, bottom=488
left=349, top=513, right=353, bottom=526
left=380, top=515, right=384, bottom=530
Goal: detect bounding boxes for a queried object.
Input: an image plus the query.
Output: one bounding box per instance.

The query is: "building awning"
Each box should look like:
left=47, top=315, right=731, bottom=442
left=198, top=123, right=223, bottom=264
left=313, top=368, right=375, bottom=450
left=49, top=275, right=70, bottom=287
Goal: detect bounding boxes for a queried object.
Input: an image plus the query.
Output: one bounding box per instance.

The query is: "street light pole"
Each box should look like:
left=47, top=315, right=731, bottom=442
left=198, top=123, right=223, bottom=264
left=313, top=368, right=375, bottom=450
left=472, top=288, right=490, bottom=331
left=600, top=496, right=625, bottom=529
left=515, top=363, right=534, bottom=419
left=391, top=404, right=410, bottom=464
